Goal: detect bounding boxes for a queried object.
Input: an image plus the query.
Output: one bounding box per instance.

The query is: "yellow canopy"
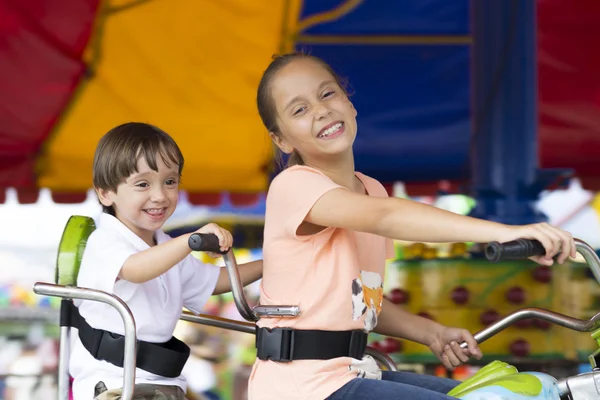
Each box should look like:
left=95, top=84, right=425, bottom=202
left=38, top=0, right=303, bottom=194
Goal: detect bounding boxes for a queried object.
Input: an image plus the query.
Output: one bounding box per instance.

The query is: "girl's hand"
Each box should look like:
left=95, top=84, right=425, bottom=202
left=499, top=223, right=576, bottom=265
left=428, top=326, right=482, bottom=370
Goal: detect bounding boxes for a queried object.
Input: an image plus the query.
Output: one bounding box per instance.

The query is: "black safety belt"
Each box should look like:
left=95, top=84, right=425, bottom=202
left=256, top=327, right=368, bottom=362
left=61, top=300, right=189, bottom=378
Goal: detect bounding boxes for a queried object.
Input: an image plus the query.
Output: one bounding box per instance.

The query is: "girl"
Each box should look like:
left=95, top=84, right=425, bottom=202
left=249, top=53, right=575, bottom=400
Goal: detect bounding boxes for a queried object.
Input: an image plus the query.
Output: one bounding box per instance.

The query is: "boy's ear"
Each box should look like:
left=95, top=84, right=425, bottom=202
left=96, top=187, right=114, bottom=207
left=269, top=132, right=293, bottom=154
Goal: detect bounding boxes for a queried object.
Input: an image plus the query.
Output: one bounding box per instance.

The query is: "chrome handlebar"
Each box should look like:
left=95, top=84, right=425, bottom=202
left=221, top=251, right=300, bottom=322
left=461, top=239, right=600, bottom=349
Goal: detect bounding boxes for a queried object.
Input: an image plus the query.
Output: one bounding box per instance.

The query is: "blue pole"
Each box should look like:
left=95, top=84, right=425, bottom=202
left=468, top=0, right=569, bottom=225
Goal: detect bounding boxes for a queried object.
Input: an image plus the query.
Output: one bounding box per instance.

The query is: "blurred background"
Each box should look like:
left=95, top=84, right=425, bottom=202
left=1, top=0, right=600, bottom=399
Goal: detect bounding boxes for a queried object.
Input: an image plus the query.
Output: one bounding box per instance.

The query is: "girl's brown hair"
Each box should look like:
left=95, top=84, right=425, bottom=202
left=256, top=52, right=348, bottom=169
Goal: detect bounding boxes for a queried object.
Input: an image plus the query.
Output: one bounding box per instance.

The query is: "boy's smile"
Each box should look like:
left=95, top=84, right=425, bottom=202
left=143, top=207, right=167, bottom=220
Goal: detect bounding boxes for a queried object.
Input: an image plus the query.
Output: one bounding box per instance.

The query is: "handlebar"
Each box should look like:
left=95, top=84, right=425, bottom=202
left=458, top=238, right=600, bottom=349
left=188, top=233, right=300, bottom=322
left=485, top=239, right=546, bottom=262
left=485, top=238, right=600, bottom=285
left=188, top=233, right=228, bottom=254
left=189, top=233, right=600, bottom=347
left=460, top=308, right=600, bottom=349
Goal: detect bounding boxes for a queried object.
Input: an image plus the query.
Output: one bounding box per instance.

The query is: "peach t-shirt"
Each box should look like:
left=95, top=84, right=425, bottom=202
left=248, top=166, right=395, bottom=400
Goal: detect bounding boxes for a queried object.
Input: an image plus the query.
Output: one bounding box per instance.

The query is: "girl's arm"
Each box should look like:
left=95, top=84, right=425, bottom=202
left=375, top=297, right=445, bottom=345
left=305, top=189, right=576, bottom=264
left=376, top=297, right=482, bottom=369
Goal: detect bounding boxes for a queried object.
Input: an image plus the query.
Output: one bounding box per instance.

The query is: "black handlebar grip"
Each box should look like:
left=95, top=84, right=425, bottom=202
left=188, top=233, right=228, bottom=254
left=485, top=239, right=546, bottom=263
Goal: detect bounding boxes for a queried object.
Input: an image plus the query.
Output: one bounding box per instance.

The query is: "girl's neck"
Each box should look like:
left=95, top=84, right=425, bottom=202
left=304, top=152, right=363, bottom=193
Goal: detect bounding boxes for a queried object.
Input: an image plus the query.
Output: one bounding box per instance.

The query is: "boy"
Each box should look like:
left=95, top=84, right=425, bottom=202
left=69, top=122, right=262, bottom=399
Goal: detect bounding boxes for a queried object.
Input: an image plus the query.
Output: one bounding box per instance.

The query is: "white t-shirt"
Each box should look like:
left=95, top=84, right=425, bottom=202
left=69, top=213, right=220, bottom=400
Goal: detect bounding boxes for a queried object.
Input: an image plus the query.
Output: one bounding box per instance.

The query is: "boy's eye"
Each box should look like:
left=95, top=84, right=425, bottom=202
left=323, top=90, right=334, bottom=98
left=136, top=182, right=149, bottom=188
left=166, top=179, right=178, bottom=185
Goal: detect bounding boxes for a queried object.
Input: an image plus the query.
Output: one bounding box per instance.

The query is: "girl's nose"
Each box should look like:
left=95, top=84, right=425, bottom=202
left=315, top=102, right=332, bottom=119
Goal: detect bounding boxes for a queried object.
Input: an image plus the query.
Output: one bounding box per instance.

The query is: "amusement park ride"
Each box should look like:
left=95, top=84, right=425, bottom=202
left=2, top=0, right=599, bottom=399
left=33, top=216, right=600, bottom=399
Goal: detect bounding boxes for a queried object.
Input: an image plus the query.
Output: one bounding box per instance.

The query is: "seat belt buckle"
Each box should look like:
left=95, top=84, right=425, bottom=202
left=256, top=328, right=295, bottom=362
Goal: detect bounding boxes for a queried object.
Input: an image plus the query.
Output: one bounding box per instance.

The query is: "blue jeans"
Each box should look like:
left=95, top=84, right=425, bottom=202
left=327, top=370, right=459, bottom=400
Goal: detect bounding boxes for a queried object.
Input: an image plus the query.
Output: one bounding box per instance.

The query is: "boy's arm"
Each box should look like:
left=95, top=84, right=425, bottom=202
left=212, top=259, right=263, bottom=295
left=119, top=234, right=193, bottom=283
left=120, top=223, right=232, bottom=284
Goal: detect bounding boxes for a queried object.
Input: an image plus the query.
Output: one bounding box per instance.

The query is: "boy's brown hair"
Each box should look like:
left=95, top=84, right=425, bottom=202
left=92, top=122, right=184, bottom=215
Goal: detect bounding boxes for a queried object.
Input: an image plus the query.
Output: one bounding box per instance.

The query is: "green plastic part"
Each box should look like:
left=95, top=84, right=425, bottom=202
left=449, top=360, right=524, bottom=397
left=55, top=215, right=96, bottom=286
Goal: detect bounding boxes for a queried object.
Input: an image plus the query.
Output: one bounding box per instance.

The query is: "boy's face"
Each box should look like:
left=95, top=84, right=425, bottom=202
left=97, top=154, right=180, bottom=245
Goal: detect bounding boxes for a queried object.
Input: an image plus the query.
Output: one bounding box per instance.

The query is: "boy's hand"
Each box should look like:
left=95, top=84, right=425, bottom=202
left=427, top=326, right=482, bottom=370
left=195, top=223, right=233, bottom=257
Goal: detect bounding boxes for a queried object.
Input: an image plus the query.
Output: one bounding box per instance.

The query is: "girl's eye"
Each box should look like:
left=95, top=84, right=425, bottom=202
left=323, top=90, right=335, bottom=98
left=293, top=106, right=306, bottom=116
left=166, top=179, right=178, bottom=185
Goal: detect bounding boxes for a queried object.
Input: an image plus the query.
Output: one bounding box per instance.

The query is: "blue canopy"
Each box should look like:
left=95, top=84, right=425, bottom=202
left=296, top=0, right=470, bottom=183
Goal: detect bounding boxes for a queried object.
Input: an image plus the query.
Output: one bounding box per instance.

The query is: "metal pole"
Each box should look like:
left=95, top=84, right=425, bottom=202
left=469, top=0, right=569, bottom=224
left=33, top=283, right=137, bottom=400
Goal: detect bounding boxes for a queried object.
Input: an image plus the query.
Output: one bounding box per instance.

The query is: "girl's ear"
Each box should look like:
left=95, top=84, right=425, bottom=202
left=269, top=132, right=293, bottom=154
left=349, top=99, right=357, bottom=117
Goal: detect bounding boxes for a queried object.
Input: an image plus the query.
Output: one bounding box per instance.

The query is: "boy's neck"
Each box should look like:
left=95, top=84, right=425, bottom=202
left=140, top=232, right=157, bottom=247
left=111, top=213, right=157, bottom=247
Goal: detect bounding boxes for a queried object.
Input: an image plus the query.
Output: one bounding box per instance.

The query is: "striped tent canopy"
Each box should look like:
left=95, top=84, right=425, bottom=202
left=2, top=0, right=600, bottom=206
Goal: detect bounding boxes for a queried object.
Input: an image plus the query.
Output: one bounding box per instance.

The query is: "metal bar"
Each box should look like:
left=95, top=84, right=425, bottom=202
left=221, top=253, right=300, bottom=320
left=365, top=347, right=398, bottom=372
left=575, top=239, right=600, bottom=285
left=33, top=283, right=137, bottom=400
left=556, top=379, right=570, bottom=398
left=222, top=253, right=258, bottom=322
left=253, top=305, right=300, bottom=318
left=460, top=239, right=600, bottom=349
left=180, top=312, right=256, bottom=334
left=57, top=326, right=71, bottom=400
left=461, top=307, right=600, bottom=348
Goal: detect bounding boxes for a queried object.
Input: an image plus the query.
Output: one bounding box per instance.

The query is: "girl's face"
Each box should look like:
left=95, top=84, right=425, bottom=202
left=269, top=58, right=358, bottom=163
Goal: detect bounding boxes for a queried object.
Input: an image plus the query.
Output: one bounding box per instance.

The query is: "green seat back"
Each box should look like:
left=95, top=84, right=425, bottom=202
left=55, top=215, right=96, bottom=286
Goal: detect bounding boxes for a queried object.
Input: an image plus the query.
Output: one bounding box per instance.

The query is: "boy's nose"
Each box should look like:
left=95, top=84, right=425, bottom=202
left=151, top=187, right=167, bottom=201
